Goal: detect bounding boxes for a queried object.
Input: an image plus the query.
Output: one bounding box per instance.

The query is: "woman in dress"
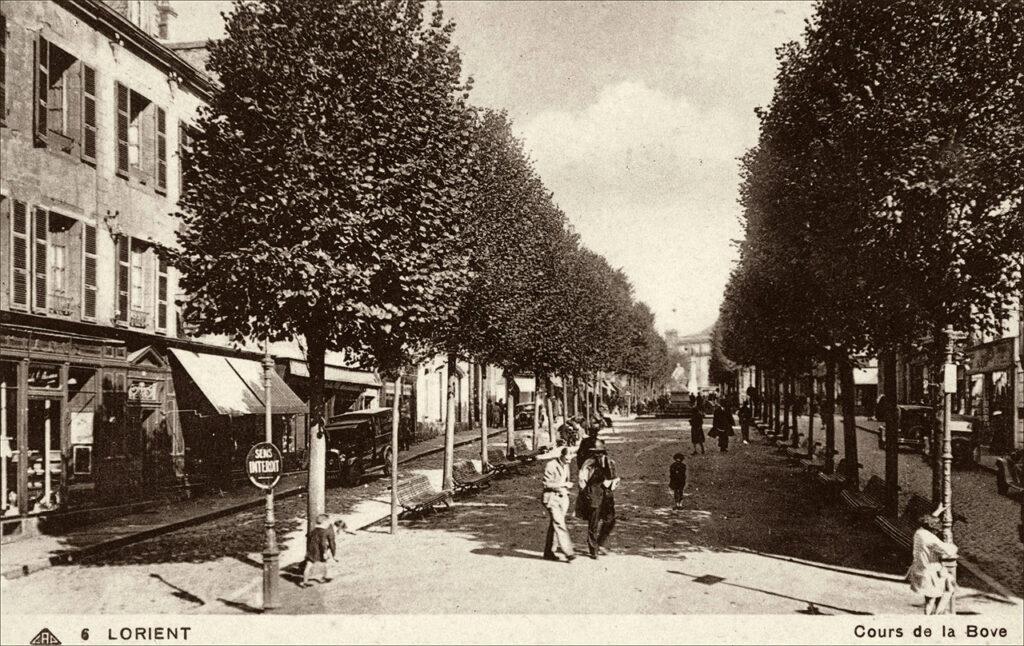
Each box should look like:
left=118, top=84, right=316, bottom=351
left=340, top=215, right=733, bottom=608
left=689, top=405, right=705, bottom=455
left=907, top=512, right=958, bottom=614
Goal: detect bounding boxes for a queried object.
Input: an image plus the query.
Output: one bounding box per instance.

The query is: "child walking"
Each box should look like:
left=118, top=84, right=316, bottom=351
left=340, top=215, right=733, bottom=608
left=669, top=453, right=688, bottom=509
left=302, top=514, right=339, bottom=587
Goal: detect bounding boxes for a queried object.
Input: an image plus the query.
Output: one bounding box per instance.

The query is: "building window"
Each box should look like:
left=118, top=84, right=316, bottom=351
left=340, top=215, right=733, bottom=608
left=114, top=236, right=153, bottom=329
left=115, top=82, right=164, bottom=189
left=177, top=120, right=198, bottom=194
left=82, top=223, right=98, bottom=320
left=34, top=38, right=80, bottom=153
left=156, top=256, right=168, bottom=333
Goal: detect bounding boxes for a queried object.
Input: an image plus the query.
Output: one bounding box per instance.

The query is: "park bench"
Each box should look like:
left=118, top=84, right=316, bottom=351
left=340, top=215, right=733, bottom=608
left=840, top=475, right=887, bottom=516
left=800, top=447, right=833, bottom=473
left=775, top=431, right=801, bottom=454
left=394, top=473, right=452, bottom=518
left=452, top=459, right=496, bottom=493
left=995, top=457, right=1024, bottom=497
left=486, top=447, right=520, bottom=476
left=873, top=494, right=935, bottom=553
left=785, top=437, right=816, bottom=461
left=514, top=437, right=546, bottom=462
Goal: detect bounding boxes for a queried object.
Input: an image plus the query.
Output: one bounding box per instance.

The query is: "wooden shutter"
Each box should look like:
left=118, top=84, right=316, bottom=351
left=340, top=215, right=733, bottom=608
left=156, top=107, right=167, bottom=192
left=83, top=223, right=98, bottom=320
left=11, top=200, right=30, bottom=309
left=81, top=64, right=97, bottom=163
left=116, top=236, right=129, bottom=322
left=35, top=37, right=49, bottom=142
left=115, top=82, right=129, bottom=176
left=156, top=256, right=168, bottom=332
left=33, top=207, right=48, bottom=312
left=1, top=15, right=7, bottom=124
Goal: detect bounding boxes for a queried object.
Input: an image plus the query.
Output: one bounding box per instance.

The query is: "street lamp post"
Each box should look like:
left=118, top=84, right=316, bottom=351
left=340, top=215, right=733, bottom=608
left=940, top=325, right=965, bottom=613
left=262, top=340, right=280, bottom=610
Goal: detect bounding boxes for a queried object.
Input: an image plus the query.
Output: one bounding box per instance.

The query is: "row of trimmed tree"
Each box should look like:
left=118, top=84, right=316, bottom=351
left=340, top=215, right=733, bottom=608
left=169, top=0, right=674, bottom=531
left=716, top=0, right=1023, bottom=515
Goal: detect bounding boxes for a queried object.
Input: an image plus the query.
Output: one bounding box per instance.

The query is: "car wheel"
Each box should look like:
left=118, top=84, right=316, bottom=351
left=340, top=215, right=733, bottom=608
left=971, top=445, right=981, bottom=468
left=382, top=448, right=393, bottom=477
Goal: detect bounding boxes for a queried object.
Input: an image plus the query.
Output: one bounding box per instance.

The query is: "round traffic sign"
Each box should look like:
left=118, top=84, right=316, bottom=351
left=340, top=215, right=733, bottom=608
left=246, top=442, right=282, bottom=490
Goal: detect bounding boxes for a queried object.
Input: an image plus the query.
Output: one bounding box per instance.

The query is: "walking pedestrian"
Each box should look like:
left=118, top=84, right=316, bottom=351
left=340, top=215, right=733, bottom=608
left=301, top=513, right=338, bottom=587
left=739, top=400, right=753, bottom=444
left=712, top=403, right=735, bottom=453
left=907, top=510, right=958, bottom=614
left=577, top=440, right=618, bottom=559
left=669, top=453, right=687, bottom=509
left=541, top=447, right=576, bottom=563
left=689, top=406, right=706, bottom=455
left=577, top=425, right=600, bottom=468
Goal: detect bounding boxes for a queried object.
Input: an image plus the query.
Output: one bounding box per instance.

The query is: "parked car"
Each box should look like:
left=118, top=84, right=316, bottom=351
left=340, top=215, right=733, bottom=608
left=995, top=449, right=1023, bottom=497
left=916, top=412, right=982, bottom=468
left=877, top=404, right=934, bottom=452
left=514, top=403, right=542, bottom=430
left=324, top=407, right=400, bottom=486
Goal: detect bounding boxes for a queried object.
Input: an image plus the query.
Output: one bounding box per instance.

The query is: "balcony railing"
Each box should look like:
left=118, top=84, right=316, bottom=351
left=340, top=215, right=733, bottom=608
left=128, top=309, right=151, bottom=329
left=48, top=292, right=74, bottom=317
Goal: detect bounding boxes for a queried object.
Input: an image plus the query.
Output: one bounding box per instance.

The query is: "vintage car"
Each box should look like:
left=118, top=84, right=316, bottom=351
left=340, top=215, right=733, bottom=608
left=877, top=404, right=935, bottom=452
left=915, top=412, right=982, bottom=468
left=324, top=407, right=402, bottom=486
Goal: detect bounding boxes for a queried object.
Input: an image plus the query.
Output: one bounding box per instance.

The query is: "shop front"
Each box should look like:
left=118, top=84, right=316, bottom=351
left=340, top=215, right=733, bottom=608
left=966, top=337, right=1019, bottom=454
left=1, top=326, right=132, bottom=540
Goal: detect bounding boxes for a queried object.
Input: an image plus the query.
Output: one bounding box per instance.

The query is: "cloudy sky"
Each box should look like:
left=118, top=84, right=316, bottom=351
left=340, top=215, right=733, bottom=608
left=170, top=1, right=814, bottom=336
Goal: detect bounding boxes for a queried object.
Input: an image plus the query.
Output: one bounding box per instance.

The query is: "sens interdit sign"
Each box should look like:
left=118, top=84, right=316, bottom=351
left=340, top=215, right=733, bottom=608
left=246, top=442, right=282, bottom=489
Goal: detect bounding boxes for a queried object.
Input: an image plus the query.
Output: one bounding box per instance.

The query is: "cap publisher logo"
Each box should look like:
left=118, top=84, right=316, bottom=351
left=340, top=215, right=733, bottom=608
left=29, top=628, right=62, bottom=645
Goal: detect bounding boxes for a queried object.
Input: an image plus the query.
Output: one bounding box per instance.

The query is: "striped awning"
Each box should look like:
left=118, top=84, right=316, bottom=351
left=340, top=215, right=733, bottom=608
left=169, top=349, right=306, bottom=416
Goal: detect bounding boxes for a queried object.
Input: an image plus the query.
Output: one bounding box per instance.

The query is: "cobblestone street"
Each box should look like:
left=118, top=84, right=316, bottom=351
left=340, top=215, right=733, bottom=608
left=2, top=419, right=1020, bottom=617
left=786, top=414, right=1023, bottom=597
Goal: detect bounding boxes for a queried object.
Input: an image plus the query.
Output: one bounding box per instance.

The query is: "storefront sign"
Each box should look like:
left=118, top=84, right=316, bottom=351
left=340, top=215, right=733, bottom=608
left=128, top=381, right=158, bottom=402
left=246, top=442, right=282, bottom=490
left=968, top=338, right=1016, bottom=374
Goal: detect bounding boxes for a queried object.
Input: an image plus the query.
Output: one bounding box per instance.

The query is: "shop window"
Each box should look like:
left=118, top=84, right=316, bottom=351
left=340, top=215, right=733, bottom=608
left=1, top=362, right=18, bottom=517
left=27, top=398, right=62, bottom=513
left=99, top=373, right=127, bottom=459
left=27, top=364, right=61, bottom=389
left=68, top=368, right=97, bottom=483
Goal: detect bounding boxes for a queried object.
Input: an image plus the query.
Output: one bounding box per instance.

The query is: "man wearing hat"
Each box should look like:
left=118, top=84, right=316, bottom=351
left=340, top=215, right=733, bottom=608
left=541, top=446, right=576, bottom=562
left=578, top=439, right=619, bottom=559
left=576, top=425, right=601, bottom=468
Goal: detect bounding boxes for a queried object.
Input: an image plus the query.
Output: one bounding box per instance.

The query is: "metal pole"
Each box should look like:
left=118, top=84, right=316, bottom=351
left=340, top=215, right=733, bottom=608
left=262, top=340, right=280, bottom=611
left=390, top=374, right=401, bottom=534
left=941, top=326, right=960, bottom=613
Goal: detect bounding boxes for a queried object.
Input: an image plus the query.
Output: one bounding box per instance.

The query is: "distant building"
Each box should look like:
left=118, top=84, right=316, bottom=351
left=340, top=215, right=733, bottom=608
left=668, top=325, right=712, bottom=393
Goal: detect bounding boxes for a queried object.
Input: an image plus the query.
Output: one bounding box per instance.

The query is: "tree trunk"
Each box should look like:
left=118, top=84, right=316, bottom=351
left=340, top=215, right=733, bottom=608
left=389, top=374, right=401, bottom=534
left=791, top=376, right=801, bottom=448
left=443, top=353, right=457, bottom=492
left=824, top=360, right=836, bottom=474
left=585, top=377, right=592, bottom=423
left=545, top=378, right=555, bottom=445
left=305, top=333, right=327, bottom=534
left=781, top=377, right=790, bottom=441
left=532, top=371, right=541, bottom=450
left=755, top=366, right=763, bottom=419
left=479, top=364, right=488, bottom=468
left=806, top=373, right=815, bottom=456
left=882, top=351, right=899, bottom=517
left=839, top=357, right=860, bottom=489
left=504, top=369, right=515, bottom=460
left=561, top=374, right=569, bottom=424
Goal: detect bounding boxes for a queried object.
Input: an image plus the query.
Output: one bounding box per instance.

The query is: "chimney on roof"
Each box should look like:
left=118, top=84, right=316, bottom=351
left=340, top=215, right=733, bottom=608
left=156, top=0, right=178, bottom=40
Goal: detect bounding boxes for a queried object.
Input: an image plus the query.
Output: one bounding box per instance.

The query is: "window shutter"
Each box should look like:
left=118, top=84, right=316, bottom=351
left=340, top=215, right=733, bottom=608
left=156, top=107, right=167, bottom=192
left=83, top=223, right=98, bottom=320
left=35, top=37, right=49, bottom=142
left=1, top=15, right=7, bottom=124
left=156, top=256, right=168, bottom=331
left=116, top=236, right=129, bottom=322
left=11, top=200, right=30, bottom=309
left=81, top=64, right=97, bottom=163
left=33, top=207, right=49, bottom=312
left=115, top=82, right=129, bottom=176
